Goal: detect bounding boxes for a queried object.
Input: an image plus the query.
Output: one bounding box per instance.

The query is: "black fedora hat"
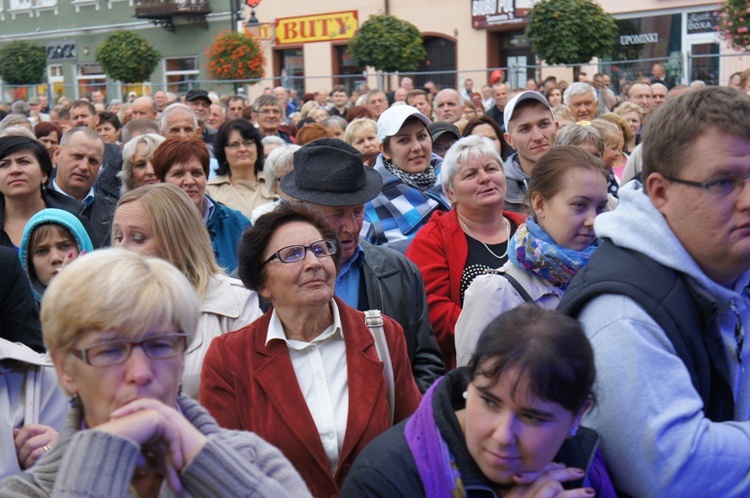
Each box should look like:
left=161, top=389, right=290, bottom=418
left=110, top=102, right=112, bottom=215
left=280, top=138, right=383, bottom=207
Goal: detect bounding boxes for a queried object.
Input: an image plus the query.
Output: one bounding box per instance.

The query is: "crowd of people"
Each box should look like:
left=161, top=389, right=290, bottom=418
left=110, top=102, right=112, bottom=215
left=0, top=63, right=749, bottom=497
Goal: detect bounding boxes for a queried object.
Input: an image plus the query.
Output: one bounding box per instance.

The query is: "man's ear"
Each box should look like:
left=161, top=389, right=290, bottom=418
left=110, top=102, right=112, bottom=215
left=646, top=172, right=670, bottom=214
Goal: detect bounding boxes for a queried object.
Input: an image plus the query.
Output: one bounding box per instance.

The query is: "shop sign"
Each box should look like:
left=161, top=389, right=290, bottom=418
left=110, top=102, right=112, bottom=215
left=620, top=33, right=659, bottom=45
left=472, top=0, right=534, bottom=29
left=687, top=10, right=719, bottom=35
left=275, top=10, right=358, bottom=46
left=46, top=42, right=77, bottom=61
left=245, top=22, right=273, bottom=41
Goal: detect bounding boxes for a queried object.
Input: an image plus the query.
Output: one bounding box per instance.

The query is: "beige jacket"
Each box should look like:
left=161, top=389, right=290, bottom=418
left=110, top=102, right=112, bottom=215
left=206, top=175, right=277, bottom=219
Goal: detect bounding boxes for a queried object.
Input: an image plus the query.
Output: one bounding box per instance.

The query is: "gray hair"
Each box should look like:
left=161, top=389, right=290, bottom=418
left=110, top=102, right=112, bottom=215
left=441, top=134, right=503, bottom=193
left=160, top=103, right=197, bottom=134
left=121, top=118, right=161, bottom=144
left=564, top=82, right=597, bottom=104
left=434, top=88, right=464, bottom=107
left=261, top=144, right=300, bottom=198
left=555, top=124, right=604, bottom=156
left=10, top=100, right=31, bottom=117
left=261, top=135, right=285, bottom=148
left=0, top=114, right=32, bottom=134
left=119, top=133, right=166, bottom=195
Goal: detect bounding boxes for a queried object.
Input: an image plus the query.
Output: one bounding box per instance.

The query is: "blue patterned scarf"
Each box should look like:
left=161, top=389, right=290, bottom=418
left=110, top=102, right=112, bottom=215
left=508, top=217, right=600, bottom=289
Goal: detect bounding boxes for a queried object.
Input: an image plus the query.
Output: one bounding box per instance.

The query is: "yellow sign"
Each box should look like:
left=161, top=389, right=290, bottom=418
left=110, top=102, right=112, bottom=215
left=275, top=10, right=358, bottom=46
left=245, top=22, right=273, bottom=41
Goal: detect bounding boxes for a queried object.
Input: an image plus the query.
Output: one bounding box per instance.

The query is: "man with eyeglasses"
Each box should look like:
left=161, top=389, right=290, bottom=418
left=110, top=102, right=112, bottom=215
left=251, top=95, right=292, bottom=144
left=279, top=139, right=444, bottom=393
left=558, top=86, right=750, bottom=497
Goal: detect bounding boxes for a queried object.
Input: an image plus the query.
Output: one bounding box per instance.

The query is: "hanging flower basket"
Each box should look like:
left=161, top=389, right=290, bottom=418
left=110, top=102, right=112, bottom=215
left=717, top=0, right=750, bottom=51
left=205, top=30, right=265, bottom=82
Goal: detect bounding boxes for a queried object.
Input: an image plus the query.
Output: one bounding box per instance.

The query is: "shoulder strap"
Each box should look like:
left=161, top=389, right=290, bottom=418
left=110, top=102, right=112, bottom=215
left=364, top=309, right=395, bottom=424
left=493, top=269, right=535, bottom=304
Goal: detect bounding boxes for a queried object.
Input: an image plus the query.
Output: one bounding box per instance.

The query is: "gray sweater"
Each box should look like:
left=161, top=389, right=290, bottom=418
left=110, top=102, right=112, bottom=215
left=0, top=395, right=312, bottom=497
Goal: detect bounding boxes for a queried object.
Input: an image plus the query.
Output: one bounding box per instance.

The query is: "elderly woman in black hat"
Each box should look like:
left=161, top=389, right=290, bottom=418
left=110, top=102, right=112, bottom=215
left=200, top=158, right=422, bottom=497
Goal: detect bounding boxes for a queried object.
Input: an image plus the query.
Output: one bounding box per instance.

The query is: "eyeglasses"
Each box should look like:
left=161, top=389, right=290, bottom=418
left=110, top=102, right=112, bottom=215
left=258, top=108, right=281, bottom=116
left=69, top=333, right=188, bottom=367
left=665, top=173, right=750, bottom=197
left=225, top=140, right=256, bottom=150
left=261, top=239, right=337, bottom=267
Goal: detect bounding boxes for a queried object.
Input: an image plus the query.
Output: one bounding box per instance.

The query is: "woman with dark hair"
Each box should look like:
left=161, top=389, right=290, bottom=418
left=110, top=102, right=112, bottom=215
left=341, top=304, right=616, bottom=497
left=545, top=85, right=563, bottom=107
left=456, top=146, right=609, bottom=366
left=462, top=115, right=511, bottom=160
left=0, top=136, right=90, bottom=250
left=208, top=119, right=275, bottom=218
left=33, top=122, right=62, bottom=158
left=201, top=202, right=421, bottom=497
left=152, top=136, right=249, bottom=272
left=95, top=111, right=120, bottom=145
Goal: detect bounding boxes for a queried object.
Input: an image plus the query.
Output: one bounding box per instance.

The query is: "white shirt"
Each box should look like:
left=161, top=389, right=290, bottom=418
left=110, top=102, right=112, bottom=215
left=265, top=300, right=349, bottom=475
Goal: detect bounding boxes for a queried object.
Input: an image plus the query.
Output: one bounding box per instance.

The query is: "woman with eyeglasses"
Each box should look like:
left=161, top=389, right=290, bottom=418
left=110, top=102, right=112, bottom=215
left=0, top=248, right=310, bottom=496
left=201, top=202, right=421, bottom=497
left=112, top=183, right=262, bottom=399
left=207, top=119, right=276, bottom=219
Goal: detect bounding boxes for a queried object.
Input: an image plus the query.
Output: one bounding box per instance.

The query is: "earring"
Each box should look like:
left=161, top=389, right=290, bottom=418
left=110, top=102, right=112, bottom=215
left=462, top=391, right=468, bottom=400
left=69, top=393, right=81, bottom=409
left=570, top=426, right=579, bottom=437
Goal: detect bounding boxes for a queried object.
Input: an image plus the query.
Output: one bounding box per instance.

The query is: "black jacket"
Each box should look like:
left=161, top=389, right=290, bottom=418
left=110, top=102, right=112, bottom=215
left=0, top=246, right=44, bottom=351
left=558, top=240, right=733, bottom=422
left=359, top=241, right=444, bottom=392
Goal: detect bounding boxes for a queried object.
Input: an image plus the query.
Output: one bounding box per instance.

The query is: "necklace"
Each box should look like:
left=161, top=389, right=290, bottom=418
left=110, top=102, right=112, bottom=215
left=460, top=216, right=511, bottom=260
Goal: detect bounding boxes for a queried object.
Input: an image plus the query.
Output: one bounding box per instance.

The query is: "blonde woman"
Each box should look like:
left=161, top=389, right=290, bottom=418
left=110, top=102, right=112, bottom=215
left=111, top=183, right=262, bottom=398
left=119, top=133, right=165, bottom=195
left=344, top=118, right=378, bottom=167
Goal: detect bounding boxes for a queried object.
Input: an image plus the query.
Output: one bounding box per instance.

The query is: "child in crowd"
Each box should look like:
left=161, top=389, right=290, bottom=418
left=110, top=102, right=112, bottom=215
left=19, top=208, right=93, bottom=303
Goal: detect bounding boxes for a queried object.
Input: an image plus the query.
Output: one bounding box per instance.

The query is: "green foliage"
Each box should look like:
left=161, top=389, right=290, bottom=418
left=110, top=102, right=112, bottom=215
left=718, top=0, right=750, bottom=51
left=347, top=13, right=427, bottom=73
left=205, top=30, right=265, bottom=82
left=526, top=0, right=618, bottom=65
left=95, top=31, right=160, bottom=83
left=0, top=41, right=46, bottom=85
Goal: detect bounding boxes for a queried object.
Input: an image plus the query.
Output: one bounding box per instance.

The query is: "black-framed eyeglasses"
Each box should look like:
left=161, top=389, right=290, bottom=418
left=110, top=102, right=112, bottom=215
left=665, top=173, right=750, bottom=197
left=261, top=239, right=337, bottom=267
left=69, top=333, right=188, bottom=367
left=225, top=140, right=256, bottom=150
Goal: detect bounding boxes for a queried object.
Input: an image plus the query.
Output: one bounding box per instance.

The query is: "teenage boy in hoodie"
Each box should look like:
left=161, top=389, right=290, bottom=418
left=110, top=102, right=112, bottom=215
left=559, top=86, right=750, bottom=497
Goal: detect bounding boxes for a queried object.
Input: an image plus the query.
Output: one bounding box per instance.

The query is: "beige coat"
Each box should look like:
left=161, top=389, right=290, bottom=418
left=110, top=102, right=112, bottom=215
left=206, top=175, right=277, bottom=219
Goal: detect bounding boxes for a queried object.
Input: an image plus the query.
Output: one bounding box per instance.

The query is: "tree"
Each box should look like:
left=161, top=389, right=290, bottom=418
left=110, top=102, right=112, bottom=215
left=347, top=13, right=427, bottom=73
left=95, top=31, right=160, bottom=83
left=0, top=41, right=46, bottom=85
left=205, top=31, right=265, bottom=82
left=526, top=0, right=618, bottom=65
left=717, top=0, right=750, bottom=51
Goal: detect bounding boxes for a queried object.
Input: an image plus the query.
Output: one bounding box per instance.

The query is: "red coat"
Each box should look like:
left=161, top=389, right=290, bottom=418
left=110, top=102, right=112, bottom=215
left=200, top=296, right=421, bottom=498
left=405, top=209, right=527, bottom=369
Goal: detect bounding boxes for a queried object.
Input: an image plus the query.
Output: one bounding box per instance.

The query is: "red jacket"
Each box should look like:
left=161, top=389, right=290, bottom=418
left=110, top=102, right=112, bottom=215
left=406, top=209, right=526, bottom=369
left=200, top=296, right=421, bottom=498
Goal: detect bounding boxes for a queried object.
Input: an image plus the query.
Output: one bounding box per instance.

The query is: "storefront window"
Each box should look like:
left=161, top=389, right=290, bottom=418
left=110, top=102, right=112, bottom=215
left=275, top=48, right=303, bottom=95
left=333, top=44, right=364, bottom=95
left=164, top=56, right=199, bottom=94
left=48, top=65, right=64, bottom=103
left=77, top=63, right=107, bottom=100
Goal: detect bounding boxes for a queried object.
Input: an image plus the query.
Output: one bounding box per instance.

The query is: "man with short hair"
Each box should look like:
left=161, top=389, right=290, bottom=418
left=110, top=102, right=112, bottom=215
left=91, top=90, right=105, bottom=105
left=406, top=90, right=433, bottom=120
left=400, top=77, right=414, bottom=92
left=280, top=138, right=445, bottom=392
left=121, top=118, right=160, bottom=145
left=651, top=62, right=669, bottom=88
left=502, top=91, right=559, bottom=213
left=206, top=103, right=226, bottom=129
left=153, top=90, right=168, bottom=113
left=185, top=89, right=216, bottom=146
left=650, top=83, right=668, bottom=111
left=393, top=87, right=408, bottom=103
left=480, top=84, right=493, bottom=110
left=460, top=78, right=474, bottom=101
left=68, top=99, right=123, bottom=201
left=160, top=103, right=200, bottom=140
left=225, top=95, right=246, bottom=121
left=52, top=127, right=116, bottom=247
left=486, top=83, right=508, bottom=127
left=130, top=96, right=157, bottom=121
left=328, top=85, right=349, bottom=119
left=252, top=95, right=291, bottom=143
left=559, top=86, right=750, bottom=497
left=628, top=82, right=653, bottom=119
left=272, top=86, right=294, bottom=116
left=365, top=90, right=388, bottom=121
left=564, top=82, right=598, bottom=122
left=433, top=89, right=463, bottom=124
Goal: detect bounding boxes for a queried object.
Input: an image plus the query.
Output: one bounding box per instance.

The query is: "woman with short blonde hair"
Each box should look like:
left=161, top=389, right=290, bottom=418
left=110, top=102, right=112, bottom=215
left=119, top=133, right=165, bottom=195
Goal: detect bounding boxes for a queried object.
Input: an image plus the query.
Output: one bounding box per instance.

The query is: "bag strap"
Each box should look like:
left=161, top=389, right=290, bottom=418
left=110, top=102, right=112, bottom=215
left=365, top=309, right=395, bottom=424
left=497, top=270, right=535, bottom=304
left=24, top=365, right=42, bottom=426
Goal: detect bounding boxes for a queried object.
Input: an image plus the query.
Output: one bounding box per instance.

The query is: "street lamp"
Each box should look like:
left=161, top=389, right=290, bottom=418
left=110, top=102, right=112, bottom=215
left=245, top=0, right=261, bottom=26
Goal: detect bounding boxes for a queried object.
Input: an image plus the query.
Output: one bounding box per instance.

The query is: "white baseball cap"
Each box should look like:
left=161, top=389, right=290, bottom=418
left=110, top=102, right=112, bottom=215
left=376, top=105, right=432, bottom=143
left=503, top=90, right=552, bottom=133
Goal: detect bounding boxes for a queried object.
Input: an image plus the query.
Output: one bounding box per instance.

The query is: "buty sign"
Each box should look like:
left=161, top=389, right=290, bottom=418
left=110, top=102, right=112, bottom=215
left=275, top=11, right=358, bottom=46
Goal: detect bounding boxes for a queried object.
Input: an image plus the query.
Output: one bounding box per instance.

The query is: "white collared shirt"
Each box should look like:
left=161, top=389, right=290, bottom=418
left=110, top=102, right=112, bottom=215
left=265, top=300, right=349, bottom=475
left=52, top=179, right=94, bottom=207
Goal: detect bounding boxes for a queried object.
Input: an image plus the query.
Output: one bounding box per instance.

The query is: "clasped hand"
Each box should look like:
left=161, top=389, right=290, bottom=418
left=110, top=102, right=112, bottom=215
left=94, top=398, right=208, bottom=494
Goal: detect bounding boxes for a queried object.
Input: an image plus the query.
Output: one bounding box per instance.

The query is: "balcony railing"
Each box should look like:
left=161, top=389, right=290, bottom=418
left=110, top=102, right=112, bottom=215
left=134, top=0, right=211, bottom=31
